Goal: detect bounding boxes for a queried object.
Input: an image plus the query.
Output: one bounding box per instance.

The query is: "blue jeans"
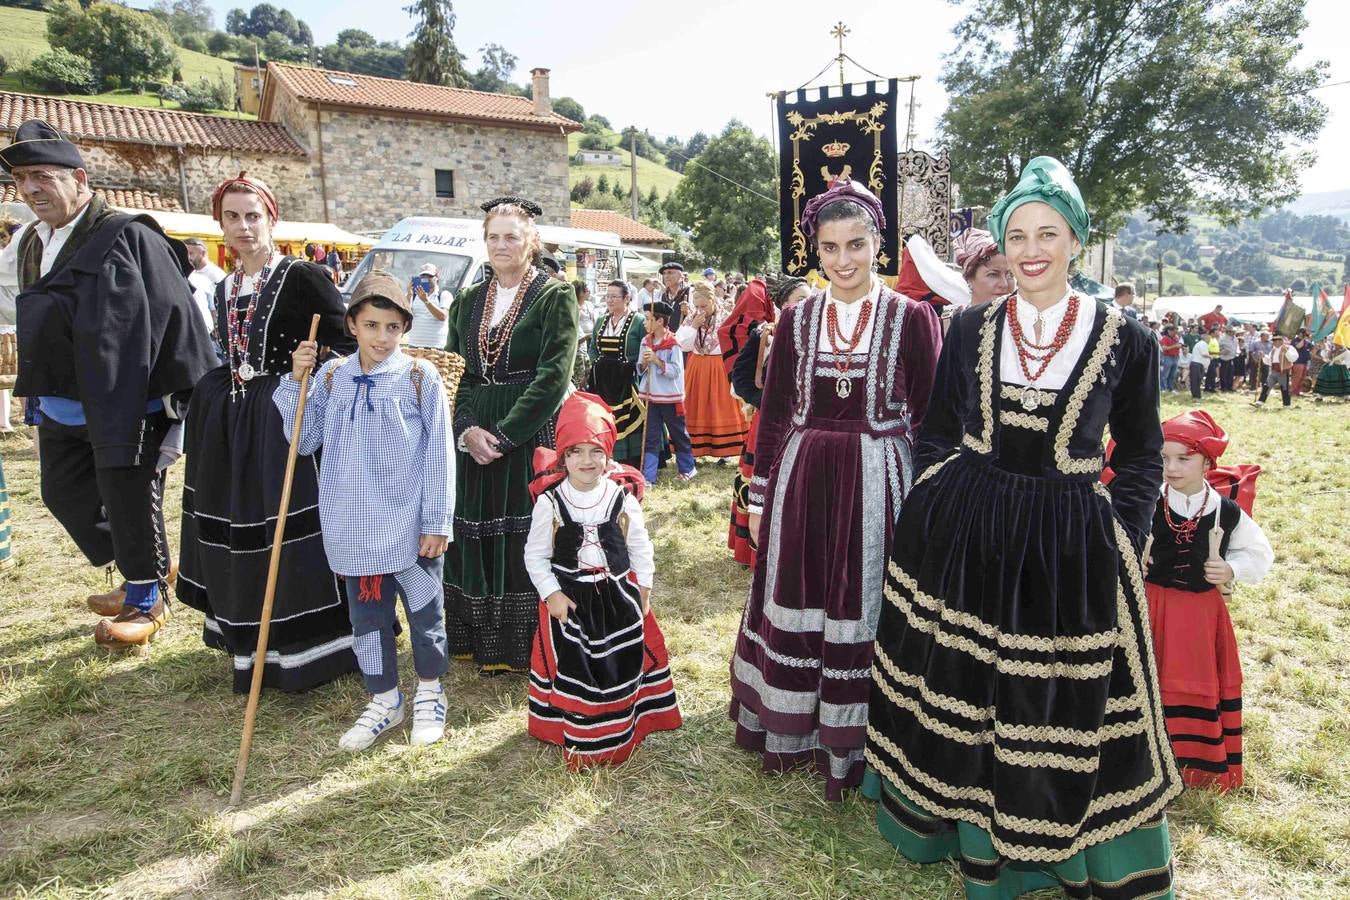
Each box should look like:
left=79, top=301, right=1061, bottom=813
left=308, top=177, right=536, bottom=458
left=1160, top=356, right=1179, bottom=391
left=345, top=555, right=449, bottom=693
left=643, top=402, right=695, bottom=483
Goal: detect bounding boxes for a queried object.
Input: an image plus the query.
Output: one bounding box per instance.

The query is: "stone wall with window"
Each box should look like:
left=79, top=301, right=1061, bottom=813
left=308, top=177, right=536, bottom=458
left=312, top=108, right=571, bottom=232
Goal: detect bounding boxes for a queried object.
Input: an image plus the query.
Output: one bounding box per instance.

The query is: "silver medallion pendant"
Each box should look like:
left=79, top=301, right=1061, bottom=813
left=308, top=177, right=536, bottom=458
left=836, top=376, right=852, bottom=399
left=1020, top=388, right=1040, bottom=412
left=238, top=362, right=256, bottom=382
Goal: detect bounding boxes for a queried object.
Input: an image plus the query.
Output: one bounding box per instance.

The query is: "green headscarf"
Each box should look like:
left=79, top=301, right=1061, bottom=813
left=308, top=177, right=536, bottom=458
left=986, top=156, right=1091, bottom=253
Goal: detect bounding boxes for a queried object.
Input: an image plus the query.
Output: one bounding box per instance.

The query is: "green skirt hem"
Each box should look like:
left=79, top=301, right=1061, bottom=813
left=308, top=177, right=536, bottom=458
left=863, top=769, right=1175, bottom=900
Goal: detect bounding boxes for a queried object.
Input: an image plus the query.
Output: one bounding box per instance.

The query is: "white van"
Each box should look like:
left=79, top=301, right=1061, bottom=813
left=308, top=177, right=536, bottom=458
left=340, top=216, right=629, bottom=302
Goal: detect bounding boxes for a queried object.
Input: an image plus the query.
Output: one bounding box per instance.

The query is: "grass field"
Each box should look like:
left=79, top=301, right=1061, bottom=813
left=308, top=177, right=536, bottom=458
left=1161, top=265, right=1215, bottom=296
left=0, top=5, right=238, bottom=115
left=567, top=129, right=685, bottom=203
left=1, top=391, right=1349, bottom=897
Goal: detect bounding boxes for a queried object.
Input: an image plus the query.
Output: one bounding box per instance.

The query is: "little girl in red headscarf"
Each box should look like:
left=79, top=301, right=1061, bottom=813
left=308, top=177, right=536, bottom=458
left=523, top=392, right=682, bottom=767
left=1145, top=410, right=1273, bottom=793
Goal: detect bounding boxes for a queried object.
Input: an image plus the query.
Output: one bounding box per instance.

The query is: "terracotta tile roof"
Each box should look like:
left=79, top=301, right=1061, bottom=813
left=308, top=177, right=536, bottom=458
left=0, top=182, right=183, bottom=211
left=0, top=90, right=306, bottom=156
left=264, top=63, right=581, bottom=132
left=570, top=208, right=672, bottom=244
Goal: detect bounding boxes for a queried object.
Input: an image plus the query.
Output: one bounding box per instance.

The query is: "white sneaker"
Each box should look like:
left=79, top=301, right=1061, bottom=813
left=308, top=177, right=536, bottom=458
left=677, top=467, right=698, bottom=482
left=409, top=684, right=448, bottom=747
left=338, top=694, right=404, bottom=752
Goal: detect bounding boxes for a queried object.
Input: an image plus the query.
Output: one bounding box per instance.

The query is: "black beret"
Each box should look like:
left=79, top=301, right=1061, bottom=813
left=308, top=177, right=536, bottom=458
left=538, top=252, right=561, bottom=274
left=644, top=300, right=673, bottom=318
left=0, top=119, right=85, bottom=173
left=480, top=196, right=543, bottom=217
left=658, top=261, right=685, bottom=274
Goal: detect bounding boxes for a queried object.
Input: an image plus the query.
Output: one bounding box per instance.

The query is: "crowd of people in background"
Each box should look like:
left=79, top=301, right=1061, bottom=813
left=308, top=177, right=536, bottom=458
left=1108, top=295, right=1350, bottom=407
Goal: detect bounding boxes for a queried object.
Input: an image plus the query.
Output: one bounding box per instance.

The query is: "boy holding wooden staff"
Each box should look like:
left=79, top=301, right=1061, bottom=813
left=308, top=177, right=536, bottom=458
left=276, top=271, right=456, bottom=751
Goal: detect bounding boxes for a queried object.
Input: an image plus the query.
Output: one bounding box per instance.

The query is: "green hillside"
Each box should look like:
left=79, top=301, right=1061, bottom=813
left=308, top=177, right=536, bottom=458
left=567, top=129, right=684, bottom=202
left=0, top=6, right=240, bottom=115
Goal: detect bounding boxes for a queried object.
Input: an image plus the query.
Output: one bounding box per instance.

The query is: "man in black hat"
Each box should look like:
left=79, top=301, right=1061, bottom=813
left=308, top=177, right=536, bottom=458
left=655, top=261, right=688, bottom=331
left=3, top=119, right=216, bottom=648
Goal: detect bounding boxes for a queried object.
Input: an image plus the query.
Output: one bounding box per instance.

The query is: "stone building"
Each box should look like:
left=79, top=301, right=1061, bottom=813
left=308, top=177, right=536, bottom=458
left=0, top=91, right=309, bottom=216
left=0, top=63, right=579, bottom=233
left=260, top=63, right=580, bottom=231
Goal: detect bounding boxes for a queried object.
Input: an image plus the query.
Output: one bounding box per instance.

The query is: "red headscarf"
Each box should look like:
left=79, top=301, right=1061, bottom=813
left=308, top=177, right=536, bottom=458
left=1161, top=410, right=1229, bottom=463
left=529, top=392, right=645, bottom=502
left=718, top=278, right=774, bottom=377
left=210, top=171, right=279, bottom=224
left=1102, top=410, right=1261, bottom=514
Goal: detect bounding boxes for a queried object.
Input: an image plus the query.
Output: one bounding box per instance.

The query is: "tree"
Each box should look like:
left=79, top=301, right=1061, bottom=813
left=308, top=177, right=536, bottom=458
left=612, top=180, right=625, bottom=201
left=404, top=0, right=469, bottom=87
left=1237, top=276, right=1260, bottom=293
left=646, top=186, right=660, bottom=206
left=1343, top=253, right=1350, bottom=283
left=578, top=134, right=614, bottom=151
left=225, top=8, right=247, bottom=35
left=587, top=113, right=611, bottom=129
left=570, top=176, right=595, bottom=203
left=322, top=42, right=406, bottom=79
left=1290, top=277, right=1307, bottom=293
left=668, top=121, right=778, bottom=273
left=28, top=48, right=95, bottom=94
left=940, top=0, right=1327, bottom=234
left=553, top=96, right=586, bottom=123
left=48, top=1, right=177, bottom=90
left=153, top=0, right=214, bottom=39
left=596, top=174, right=610, bottom=195
left=337, top=28, right=376, bottom=48
left=262, top=31, right=306, bottom=63
left=620, top=126, right=661, bottom=162
left=470, top=43, right=517, bottom=92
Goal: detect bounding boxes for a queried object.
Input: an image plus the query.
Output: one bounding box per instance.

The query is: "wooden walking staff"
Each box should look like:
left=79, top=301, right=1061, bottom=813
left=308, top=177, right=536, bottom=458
left=229, top=313, right=321, bottom=806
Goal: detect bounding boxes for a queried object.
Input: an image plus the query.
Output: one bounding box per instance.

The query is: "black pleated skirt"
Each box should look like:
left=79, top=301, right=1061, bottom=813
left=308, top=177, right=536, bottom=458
left=866, top=448, right=1181, bottom=864
left=178, top=368, right=356, bottom=693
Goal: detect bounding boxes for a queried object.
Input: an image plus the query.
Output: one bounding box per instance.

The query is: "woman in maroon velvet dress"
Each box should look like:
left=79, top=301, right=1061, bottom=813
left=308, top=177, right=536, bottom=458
left=728, top=180, right=942, bottom=799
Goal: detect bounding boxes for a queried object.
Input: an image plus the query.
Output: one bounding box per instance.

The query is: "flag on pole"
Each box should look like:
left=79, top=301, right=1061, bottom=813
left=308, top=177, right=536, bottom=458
left=1335, top=285, right=1350, bottom=347
left=1309, top=285, right=1337, bottom=339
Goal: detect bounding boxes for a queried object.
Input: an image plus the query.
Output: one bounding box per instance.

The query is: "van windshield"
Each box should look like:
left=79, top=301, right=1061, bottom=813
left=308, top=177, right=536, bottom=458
left=341, top=250, right=474, bottom=299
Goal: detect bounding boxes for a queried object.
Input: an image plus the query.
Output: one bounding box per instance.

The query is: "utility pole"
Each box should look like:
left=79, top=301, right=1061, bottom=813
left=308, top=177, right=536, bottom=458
left=630, top=132, right=639, bottom=220
left=1157, top=259, right=1164, bottom=307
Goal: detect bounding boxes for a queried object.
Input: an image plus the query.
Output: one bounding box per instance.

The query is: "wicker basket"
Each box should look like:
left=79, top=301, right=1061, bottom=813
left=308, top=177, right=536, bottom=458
left=404, top=347, right=467, bottom=413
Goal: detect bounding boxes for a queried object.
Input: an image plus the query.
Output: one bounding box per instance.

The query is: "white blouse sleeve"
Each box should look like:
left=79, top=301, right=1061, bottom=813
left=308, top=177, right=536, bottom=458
left=622, top=491, right=655, bottom=588
left=523, top=494, right=562, bottom=599
left=674, top=324, right=699, bottom=353
left=1224, top=509, right=1274, bottom=584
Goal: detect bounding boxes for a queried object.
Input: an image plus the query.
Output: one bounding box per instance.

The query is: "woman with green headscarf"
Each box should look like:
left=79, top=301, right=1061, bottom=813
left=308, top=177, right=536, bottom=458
left=864, top=157, right=1180, bottom=898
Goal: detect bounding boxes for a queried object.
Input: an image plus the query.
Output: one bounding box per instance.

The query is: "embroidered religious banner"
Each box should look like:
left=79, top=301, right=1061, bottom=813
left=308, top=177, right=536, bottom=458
left=777, top=80, right=899, bottom=277
left=898, top=149, right=953, bottom=259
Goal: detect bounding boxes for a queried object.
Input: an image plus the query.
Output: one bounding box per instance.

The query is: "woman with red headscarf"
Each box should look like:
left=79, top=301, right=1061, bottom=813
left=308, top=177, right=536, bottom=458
left=177, top=173, right=359, bottom=693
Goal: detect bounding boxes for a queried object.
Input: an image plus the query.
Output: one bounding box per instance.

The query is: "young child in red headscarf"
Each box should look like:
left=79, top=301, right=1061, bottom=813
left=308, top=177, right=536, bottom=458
left=523, top=392, right=682, bottom=767
left=1145, top=410, right=1273, bottom=792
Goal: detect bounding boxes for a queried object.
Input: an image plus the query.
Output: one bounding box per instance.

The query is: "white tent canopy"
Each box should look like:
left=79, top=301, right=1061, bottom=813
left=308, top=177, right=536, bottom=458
left=121, top=209, right=375, bottom=248
left=1149, top=295, right=1286, bottom=323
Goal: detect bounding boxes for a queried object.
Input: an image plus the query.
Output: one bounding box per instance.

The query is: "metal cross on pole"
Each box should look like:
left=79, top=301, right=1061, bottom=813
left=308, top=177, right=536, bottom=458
left=831, top=21, right=850, bottom=86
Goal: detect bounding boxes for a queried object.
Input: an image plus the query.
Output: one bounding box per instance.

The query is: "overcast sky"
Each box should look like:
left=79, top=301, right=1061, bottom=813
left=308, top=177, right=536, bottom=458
left=205, top=0, right=1349, bottom=196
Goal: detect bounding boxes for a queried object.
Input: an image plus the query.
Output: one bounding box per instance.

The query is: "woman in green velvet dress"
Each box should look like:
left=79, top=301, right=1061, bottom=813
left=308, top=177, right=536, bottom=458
left=445, top=197, right=578, bottom=674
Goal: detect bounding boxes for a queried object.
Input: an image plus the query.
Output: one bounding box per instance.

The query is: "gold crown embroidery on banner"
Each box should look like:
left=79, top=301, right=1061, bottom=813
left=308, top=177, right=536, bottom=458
left=822, top=141, right=851, bottom=158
